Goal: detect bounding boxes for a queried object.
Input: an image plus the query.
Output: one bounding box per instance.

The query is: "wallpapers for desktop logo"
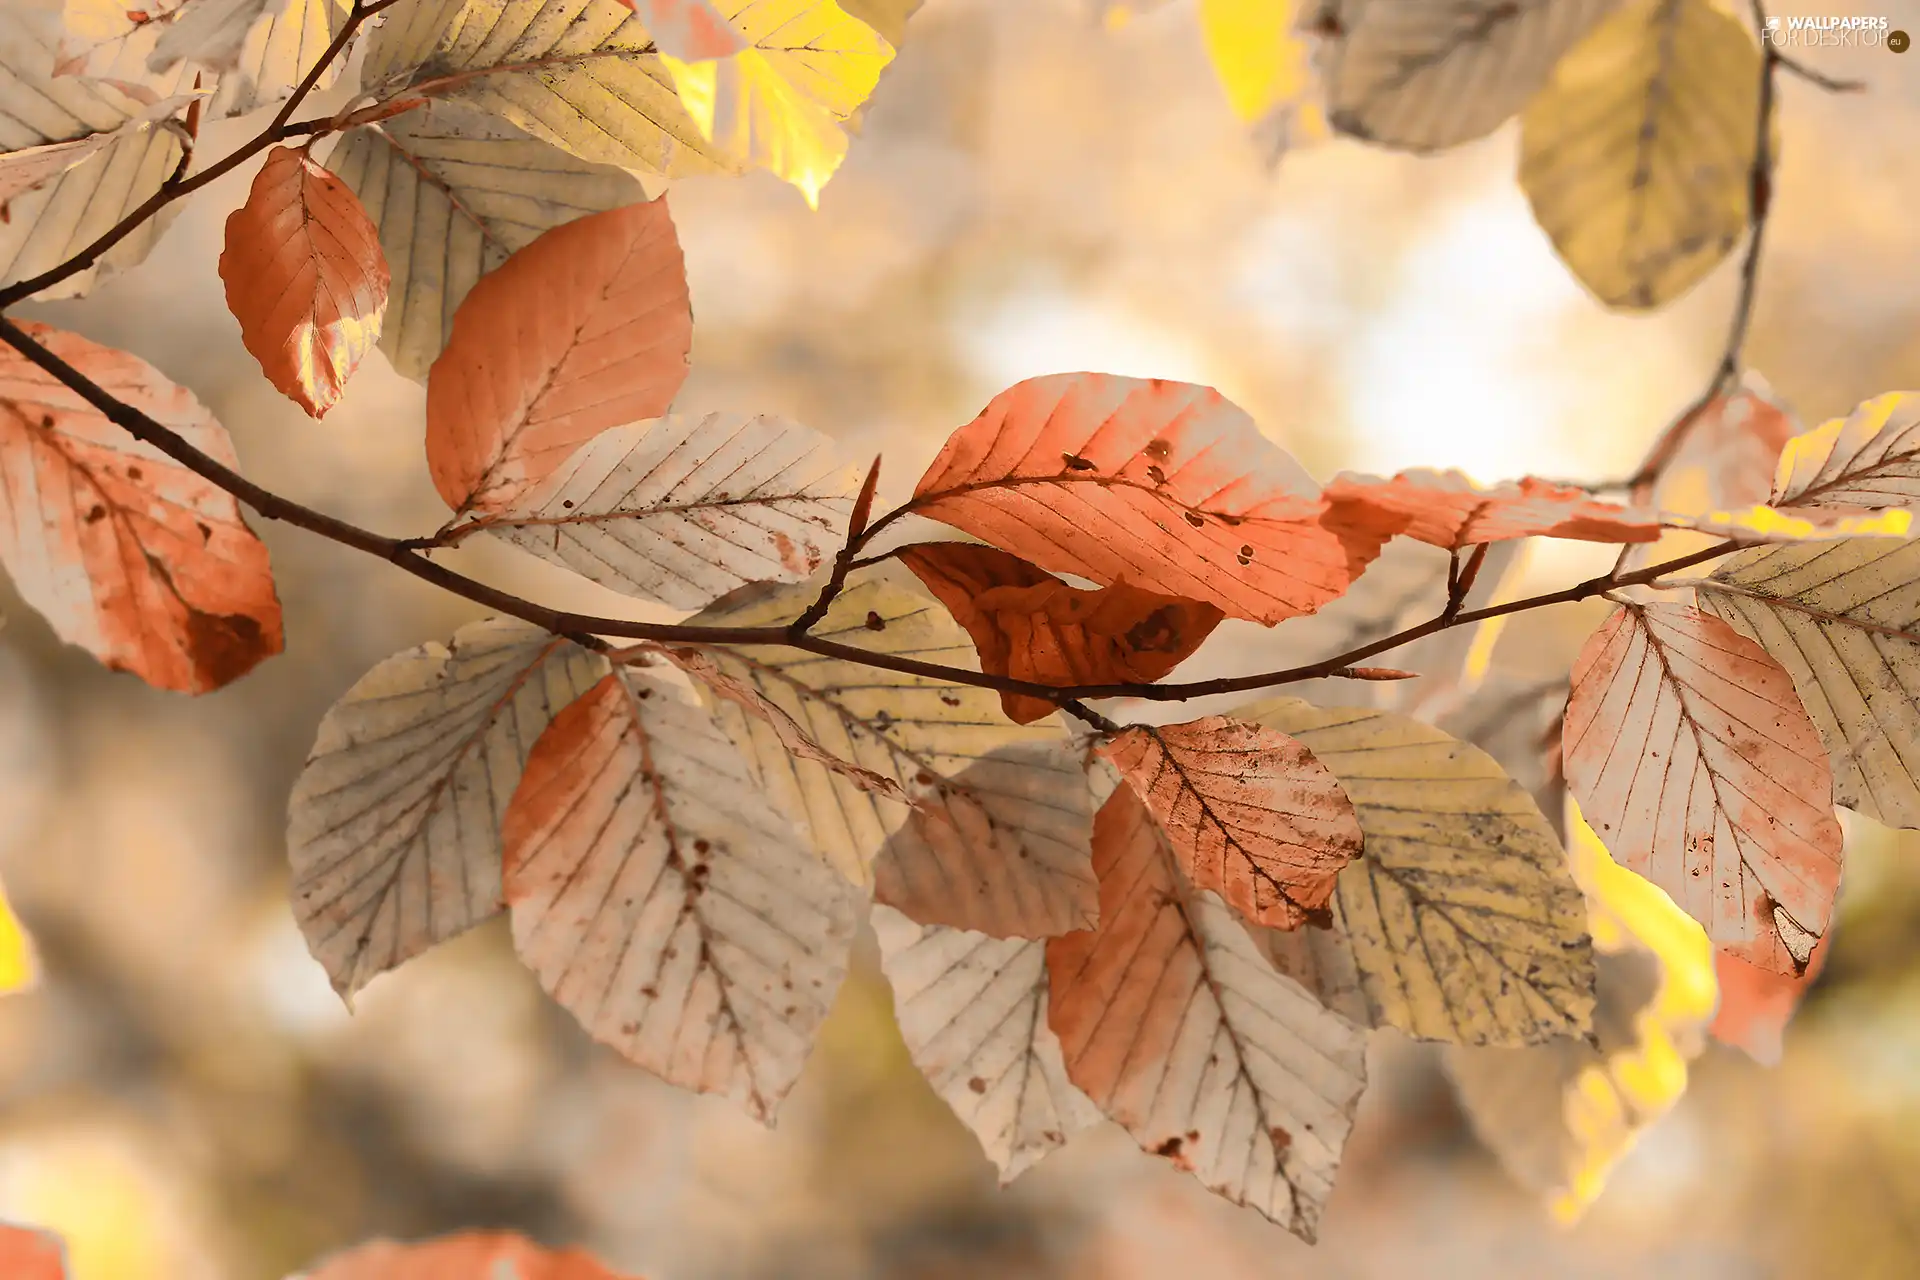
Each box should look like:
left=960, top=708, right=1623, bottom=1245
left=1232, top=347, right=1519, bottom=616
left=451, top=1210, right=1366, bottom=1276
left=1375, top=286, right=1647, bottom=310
left=1762, top=14, right=1905, bottom=49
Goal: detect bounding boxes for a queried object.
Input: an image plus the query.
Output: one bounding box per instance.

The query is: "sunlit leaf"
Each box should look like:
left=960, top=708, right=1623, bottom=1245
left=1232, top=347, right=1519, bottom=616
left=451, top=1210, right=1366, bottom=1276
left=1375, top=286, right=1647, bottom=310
left=0, top=876, right=38, bottom=996
left=618, top=0, right=745, bottom=60
left=1770, top=389, right=1920, bottom=512
left=1654, top=370, right=1800, bottom=514
left=299, top=1230, right=639, bottom=1279
left=1197, top=0, right=1312, bottom=123
left=1324, top=468, right=1662, bottom=550
left=1709, top=933, right=1826, bottom=1066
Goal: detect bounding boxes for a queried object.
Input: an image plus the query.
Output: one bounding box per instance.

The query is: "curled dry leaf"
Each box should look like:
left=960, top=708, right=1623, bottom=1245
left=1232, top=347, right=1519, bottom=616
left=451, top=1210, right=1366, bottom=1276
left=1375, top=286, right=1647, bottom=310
left=1048, top=785, right=1369, bottom=1243
left=1564, top=602, right=1843, bottom=974
left=871, top=906, right=1099, bottom=1182
left=1769, top=389, right=1920, bottom=512
left=476, top=411, right=859, bottom=610
left=1709, top=932, right=1827, bottom=1066
left=0, top=87, right=199, bottom=205
left=503, top=670, right=864, bottom=1124
left=425, top=197, right=692, bottom=514
left=684, top=570, right=1096, bottom=939
left=900, top=541, right=1224, bottom=724
left=910, top=373, right=1392, bottom=626
left=1323, top=468, right=1662, bottom=550
left=286, top=619, right=607, bottom=998
left=1518, top=0, right=1761, bottom=310
left=1655, top=370, right=1800, bottom=513
left=299, top=1230, right=638, bottom=1280
left=0, top=1223, right=66, bottom=1280
left=1099, top=715, right=1362, bottom=930
left=220, top=144, right=390, bottom=419
left=0, top=322, right=284, bottom=693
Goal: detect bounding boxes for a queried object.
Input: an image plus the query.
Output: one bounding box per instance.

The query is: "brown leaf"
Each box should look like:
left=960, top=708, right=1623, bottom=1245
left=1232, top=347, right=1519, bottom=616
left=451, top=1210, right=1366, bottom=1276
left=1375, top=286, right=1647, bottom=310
left=908, top=373, right=1394, bottom=626
left=0, top=1223, right=66, bottom=1280
left=300, top=1230, right=640, bottom=1279
left=1323, top=468, right=1663, bottom=550
left=900, top=541, right=1224, bottom=723
left=1709, top=933, right=1827, bottom=1066
left=1564, top=602, right=1843, bottom=974
left=425, top=196, right=691, bottom=514
left=1099, top=715, right=1362, bottom=929
left=220, top=144, right=389, bottom=418
left=0, top=322, right=283, bottom=692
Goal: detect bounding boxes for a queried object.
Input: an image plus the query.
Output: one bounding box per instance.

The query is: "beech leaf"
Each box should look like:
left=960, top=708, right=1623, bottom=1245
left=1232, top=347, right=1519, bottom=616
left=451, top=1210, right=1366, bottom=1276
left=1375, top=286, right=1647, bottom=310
left=424, top=197, right=692, bottom=515
left=1197, top=0, right=1316, bottom=123
left=220, top=144, right=390, bottom=419
left=900, top=541, right=1224, bottom=724
left=1324, top=468, right=1663, bottom=551
left=909, top=373, right=1392, bottom=626
left=1709, top=934, right=1826, bottom=1066
left=618, top=0, right=746, bottom=60
left=1769, top=389, right=1920, bottom=513
left=1564, top=601, right=1843, bottom=974
left=0, top=1224, right=65, bottom=1280
left=1048, top=785, right=1368, bottom=1243
left=286, top=619, right=607, bottom=998
left=1655, top=370, right=1800, bottom=514
left=298, top=1231, right=639, bottom=1280
left=503, top=669, right=864, bottom=1124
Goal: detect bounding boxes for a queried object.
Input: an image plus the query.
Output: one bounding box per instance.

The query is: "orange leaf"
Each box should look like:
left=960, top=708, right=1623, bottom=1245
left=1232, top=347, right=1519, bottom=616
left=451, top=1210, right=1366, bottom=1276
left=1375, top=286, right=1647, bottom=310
left=899, top=541, right=1224, bottom=724
left=1564, top=603, right=1842, bottom=975
left=1658, top=371, right=1799, bottom=511
left=425, top=197, right=691, bottom=514
left=301, top=1230, right=639, bottom=1279
left=1098, top=715, right=1362, bottom=929
left=0, top=322, right=283, bottom=693
left=615, top=0, right=746, bottom=59
left=908, top=373, right=1393, bottom=626
left=1047, top=784, right=1368, bottom=1241
left=1323, top=468, right=1663, bottom=550
left=1709, top=932, right=1827, bottom=1066
left=0, top=1223, right=66, bottom=1280
left=219, top=145, right=389, bottom=419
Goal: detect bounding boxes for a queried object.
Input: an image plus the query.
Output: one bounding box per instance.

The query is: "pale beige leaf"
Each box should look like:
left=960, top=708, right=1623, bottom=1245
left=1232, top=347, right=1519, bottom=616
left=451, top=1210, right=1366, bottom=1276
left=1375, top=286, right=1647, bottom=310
left=872, top=905, right=1098, bottom=1182
left=1563, top=602, right=1842, bottom=973
left=148, top=0, right=275, bottom=78
left=1698, top=538, right=1920, bottom=830
left=1769, top=390, right=1920, bottom=512
left=324, top=103, right=648, bottom=381
left=503, top=669, right=863, bottom=1123
left=286, top=618, right=607, bottom=998
left=1239, top=698, right=1596, bottom=1045
left=1518, top=0, right=1761, bottom=310
left=1318, top=0, right=1623, bottom=151
left=473, top=410, right=859, bottom=610
left=684, top=569, right=1097, bottom=939
left=1048, top=785, right=1368, bottom=1243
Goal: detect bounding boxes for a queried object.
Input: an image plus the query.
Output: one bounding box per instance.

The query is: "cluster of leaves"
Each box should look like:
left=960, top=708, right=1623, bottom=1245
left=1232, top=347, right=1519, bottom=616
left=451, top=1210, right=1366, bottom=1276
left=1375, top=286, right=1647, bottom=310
left=0, top=0, right=1904, bottom=1259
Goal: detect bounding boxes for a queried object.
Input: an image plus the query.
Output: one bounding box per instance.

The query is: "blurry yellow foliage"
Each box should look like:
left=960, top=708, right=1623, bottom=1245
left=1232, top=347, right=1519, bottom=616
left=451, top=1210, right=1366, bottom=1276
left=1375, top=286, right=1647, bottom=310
left=0, top=880, right=33, bottom=996
left=1678, top=503, right=1913, bottom=541
left=0, top=1134, right=172, bottom=1280
left=1197, top=0, right=1307, bottom=123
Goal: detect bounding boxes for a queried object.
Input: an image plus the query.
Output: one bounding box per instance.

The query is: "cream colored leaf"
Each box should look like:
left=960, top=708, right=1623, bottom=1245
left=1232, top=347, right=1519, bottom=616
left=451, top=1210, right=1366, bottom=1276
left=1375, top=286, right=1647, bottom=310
left=872, top=905, right=1098, bottom=1182
left=324, top=104, right=648, bottom=382
left=1048, top=785, right=1368, bottom=1243
left=1239, top=698, right=1595, bottom=1045
left=1318, top=0, right=1622, bottom=151
left=503, top=669, right=863, bottom=1124
left=362, top=0, right=739, bottom=177
left=1697, top=538, right=1920, bottom=830
left=472, top=411, right=859, bottom=610
left=286, top=618, right=607, bottom=998
left=684, top=570, right=1097, bottom=939
left=147, top=0, right=275, bottom=78
left=1518, top=0, right=1761, bottom=310
left=1770, top=389, right=1920, bottom=512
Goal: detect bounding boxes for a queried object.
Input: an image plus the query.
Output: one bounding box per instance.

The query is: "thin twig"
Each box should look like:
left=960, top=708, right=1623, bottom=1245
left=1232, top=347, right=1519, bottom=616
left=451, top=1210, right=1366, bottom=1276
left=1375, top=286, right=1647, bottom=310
left=1772, top=51, right=1866, bottom=94
left=790, top=455, right=881, bottom=636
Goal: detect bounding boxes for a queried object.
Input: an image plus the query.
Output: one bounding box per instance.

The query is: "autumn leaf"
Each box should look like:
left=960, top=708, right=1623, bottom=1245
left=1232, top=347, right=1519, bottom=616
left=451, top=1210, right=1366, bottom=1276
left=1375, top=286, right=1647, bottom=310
left=424, top=198, right=691, bottom=515
left=0, top=322, right=284, bottom=693
left=471, top=411, right=859, bottom=610
left=0, top=88, right=199, bottom=206
left=325, top=104, right=650, bottom=382
left=1196, top=0, right=1314, bottom=123
left=0, top=1223, right=67, bottom=1280
left=618, top=0, right=746, bottom=60
left=1655, top=370, right=1800, bottom=514
left=145, top=0, right=275, bottom=80
left=871, top=906, right=1099, bottom=1182
left=899, top=541, right=1224, bottom=724
left=1048, top=784, right=1368, bottom=1243
left=684, top=570, right=1097, bottom=939
left=1564, top=601, right=1843, bottom=974
left=1695, top=538, right=1920, bottom=831
left=1709, top=934, right=1826, bottom=1066
left=220, top=145, right=389, bottom=419
left=286, top=619, right=607, bottom=998
left=503, top=669, right=864, bottom=1124
left=1242, top=698, right=1596, bottom=1045
left=1769, top=389, right=1920, bottom=513
left=1099, top=716, right=1362, bottom=930
left=1518, top=0, right=1762, bottom=310
left=1324, top=468, right=1663, bottom=550
left=299, top=1230, right=638, bottom=1279
left=909, top=373, right=1393, bottom=626
left=0, top=876, right=38, bottom=997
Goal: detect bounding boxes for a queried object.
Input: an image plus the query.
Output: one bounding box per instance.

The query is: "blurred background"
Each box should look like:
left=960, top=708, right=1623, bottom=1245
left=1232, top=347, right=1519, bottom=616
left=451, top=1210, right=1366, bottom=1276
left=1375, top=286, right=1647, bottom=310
left=3, top=0, right=1919, bottom=1275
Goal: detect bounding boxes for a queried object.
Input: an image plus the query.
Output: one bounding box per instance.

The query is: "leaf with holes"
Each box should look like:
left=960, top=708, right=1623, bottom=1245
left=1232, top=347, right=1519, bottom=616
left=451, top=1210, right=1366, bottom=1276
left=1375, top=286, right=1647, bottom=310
left=1099, top=716, right=1362, bottom=930
left=900, top=541, right=1224, bottom=725
left=1048, top=784, right=1368, bottom=1243
left=220, top=144, right=389, bottom=419
left=1564, top=602, right=1843, bottom=974
left=684, top=569, right=1096, bottom=939
left=471, top=411, right=859, bottom=610
left=910, top=373, right=1393, bottom=626
left=1324, top=468, right=1662, bottom=550
left=503, top=669, right=863, bottom=1123
left=300, top=1230, right=640, bottom=1280
left=0, top=322, right=284, bottom=693
left=872, top=906, right=1099, bottom=1182
left=286, top=619, right=606, bottom=998
left=1769, top=390, right=1920, bottom=513
left=424, top=198, right=692, bottom=515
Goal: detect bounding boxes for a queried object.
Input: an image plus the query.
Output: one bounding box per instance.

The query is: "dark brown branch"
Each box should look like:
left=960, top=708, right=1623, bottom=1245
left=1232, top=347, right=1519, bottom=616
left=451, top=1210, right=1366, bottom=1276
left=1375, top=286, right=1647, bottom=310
left=1772, top=51, right=1866, bottom=93
left=790, top=455, right=881, bottom=635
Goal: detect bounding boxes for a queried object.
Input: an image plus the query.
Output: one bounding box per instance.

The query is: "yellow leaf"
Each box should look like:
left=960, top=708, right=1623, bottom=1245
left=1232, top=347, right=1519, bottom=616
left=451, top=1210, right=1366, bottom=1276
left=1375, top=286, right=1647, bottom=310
left=661, top=0, right=894, bottom=207
left=1770, top=389, right=1920, bottom=512
left=0, top=878, right=35, bottom=995
left=1198, top=0, right=1307, bottom=123
left=1674, top=503, right=1914, bottom=542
